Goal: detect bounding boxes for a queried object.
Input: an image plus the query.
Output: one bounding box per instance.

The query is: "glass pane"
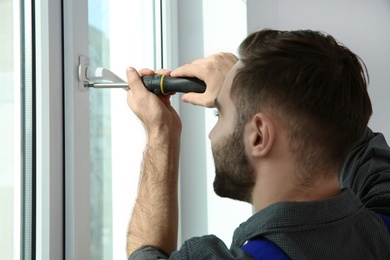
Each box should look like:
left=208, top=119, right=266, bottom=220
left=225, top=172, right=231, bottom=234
left=0, top=0, right=15, bottom=259
left=88, top=0, right=158, bottom=259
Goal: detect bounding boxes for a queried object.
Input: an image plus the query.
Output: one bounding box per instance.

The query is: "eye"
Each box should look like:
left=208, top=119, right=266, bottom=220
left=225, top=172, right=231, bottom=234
left=213, top=109, right=219, bottom=117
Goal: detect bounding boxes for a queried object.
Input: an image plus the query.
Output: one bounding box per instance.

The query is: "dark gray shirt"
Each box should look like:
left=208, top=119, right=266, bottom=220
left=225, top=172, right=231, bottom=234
left=339, top=128, right=390, bottom=216
left=130, top=128, right=390, bottom=259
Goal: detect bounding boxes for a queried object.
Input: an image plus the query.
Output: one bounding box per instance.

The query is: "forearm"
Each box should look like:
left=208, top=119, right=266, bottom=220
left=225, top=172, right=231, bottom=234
left=127, top=130, right=181, bottom=257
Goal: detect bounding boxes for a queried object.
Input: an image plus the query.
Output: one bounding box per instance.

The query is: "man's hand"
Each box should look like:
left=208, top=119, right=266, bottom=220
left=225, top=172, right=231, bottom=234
left=171, top=52, right=238, bottom=108
left=126, top=67, right=182, bottom=136
left=126, top=67, right=181, bottom=258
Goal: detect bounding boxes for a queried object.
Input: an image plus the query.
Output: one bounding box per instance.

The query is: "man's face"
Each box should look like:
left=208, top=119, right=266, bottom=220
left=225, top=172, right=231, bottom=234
left=209, top=62, right=255, bottom=203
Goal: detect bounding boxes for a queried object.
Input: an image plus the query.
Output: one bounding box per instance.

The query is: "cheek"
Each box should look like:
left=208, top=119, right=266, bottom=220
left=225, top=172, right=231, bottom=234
left=209, top=123, right=218, bottom=141
left=209, top=117, right=235, bottom=141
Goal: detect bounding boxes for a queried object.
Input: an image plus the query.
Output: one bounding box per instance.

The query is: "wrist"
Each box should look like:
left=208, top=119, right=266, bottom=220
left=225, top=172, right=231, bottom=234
left=147, top=125, right=181, bottom=145
left=143, top=129, right=181, bottom=183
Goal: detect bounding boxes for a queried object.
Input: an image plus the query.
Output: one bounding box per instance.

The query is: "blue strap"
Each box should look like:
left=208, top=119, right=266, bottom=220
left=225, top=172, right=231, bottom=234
left=378, top=214, right=390, bottom=234
left=241, top=237, right=289, bottom=260
left=241, top=214, right=390, bottom=259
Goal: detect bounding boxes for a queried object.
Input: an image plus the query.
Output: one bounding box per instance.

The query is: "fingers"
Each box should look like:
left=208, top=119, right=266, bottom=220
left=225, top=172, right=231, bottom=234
left=126, top=67, right=151, bottom=117
left=182, top=93, right=215, bottom=108
left=155, top=69, right=171, bottom=76
left=127, top=67, right=172, bottom=93
left=126, top=67, right=148, bottom=95
left=138, top=68, right=155, bottom=77
left=170, top=52, right=238, bottom=108
left=171, top=52, right=238, bottom=78
left=126, top=66, right=182, bottom=135
left=126, top=66, right=174, bottom=107
left=170, top=63, right=200, bottom=79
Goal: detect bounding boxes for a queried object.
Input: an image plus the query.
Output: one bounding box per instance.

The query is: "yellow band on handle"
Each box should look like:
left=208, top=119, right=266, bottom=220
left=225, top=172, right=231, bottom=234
left=160, top=75, right=166, bottom=95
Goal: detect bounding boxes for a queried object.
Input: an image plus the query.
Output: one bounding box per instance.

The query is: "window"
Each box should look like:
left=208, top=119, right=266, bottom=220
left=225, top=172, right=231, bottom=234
left=88, top=0, right=159, bottom=259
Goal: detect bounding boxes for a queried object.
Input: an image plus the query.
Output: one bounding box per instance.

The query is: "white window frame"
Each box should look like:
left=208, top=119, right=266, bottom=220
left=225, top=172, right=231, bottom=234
left=35, top=0, right=64, bottom=259
left=63, top=0, right=91, bottom=258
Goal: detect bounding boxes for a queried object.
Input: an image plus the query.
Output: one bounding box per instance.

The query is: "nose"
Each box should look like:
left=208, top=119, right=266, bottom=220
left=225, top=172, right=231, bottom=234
left=208, top=126, right=215, bottom=140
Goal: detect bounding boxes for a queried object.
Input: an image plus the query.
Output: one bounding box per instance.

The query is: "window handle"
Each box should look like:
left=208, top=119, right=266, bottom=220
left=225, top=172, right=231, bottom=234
left=78, top=55, right=128, bottom=89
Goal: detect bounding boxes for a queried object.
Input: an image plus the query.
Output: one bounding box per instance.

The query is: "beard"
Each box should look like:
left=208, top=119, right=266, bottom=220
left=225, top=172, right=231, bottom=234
left=212, top=125, right=255, bottom=203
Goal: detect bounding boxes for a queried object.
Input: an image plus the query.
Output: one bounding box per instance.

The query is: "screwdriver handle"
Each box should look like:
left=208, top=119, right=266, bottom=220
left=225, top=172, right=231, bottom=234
left=141, top=75, right=206, bottom=95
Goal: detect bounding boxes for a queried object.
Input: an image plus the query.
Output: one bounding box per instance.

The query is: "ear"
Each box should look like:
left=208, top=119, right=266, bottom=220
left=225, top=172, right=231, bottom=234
left=245, top=113, right=275, bottom=158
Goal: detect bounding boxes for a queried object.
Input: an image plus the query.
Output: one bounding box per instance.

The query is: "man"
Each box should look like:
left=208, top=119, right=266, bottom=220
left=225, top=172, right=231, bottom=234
left=125, top=29, right=390, bottom=259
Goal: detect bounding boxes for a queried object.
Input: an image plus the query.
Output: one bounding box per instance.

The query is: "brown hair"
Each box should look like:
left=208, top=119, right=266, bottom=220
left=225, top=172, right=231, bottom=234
left=232, top=29, right=372, bottom=180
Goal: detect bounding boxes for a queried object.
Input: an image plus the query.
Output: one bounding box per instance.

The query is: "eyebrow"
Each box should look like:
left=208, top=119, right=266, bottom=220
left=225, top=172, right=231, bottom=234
left=214, top=98, right=223, bottom=115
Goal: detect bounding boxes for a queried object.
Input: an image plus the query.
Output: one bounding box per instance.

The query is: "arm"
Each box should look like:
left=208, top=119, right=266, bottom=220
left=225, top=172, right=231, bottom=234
left=126, top=67, right=181, bottom=257
left=171, top=52, right=238, bottom=107
left=339, top=127, right=390, bottom=215
left=126, top=53, right=238, bottom=258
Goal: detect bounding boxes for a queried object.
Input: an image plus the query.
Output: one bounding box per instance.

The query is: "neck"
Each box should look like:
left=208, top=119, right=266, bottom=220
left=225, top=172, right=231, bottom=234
left=252, top=173, right=341, bottom=213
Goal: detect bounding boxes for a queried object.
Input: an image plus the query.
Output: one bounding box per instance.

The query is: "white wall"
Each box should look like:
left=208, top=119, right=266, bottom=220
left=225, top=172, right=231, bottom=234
left=247, top=0, right=390, bottom=139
